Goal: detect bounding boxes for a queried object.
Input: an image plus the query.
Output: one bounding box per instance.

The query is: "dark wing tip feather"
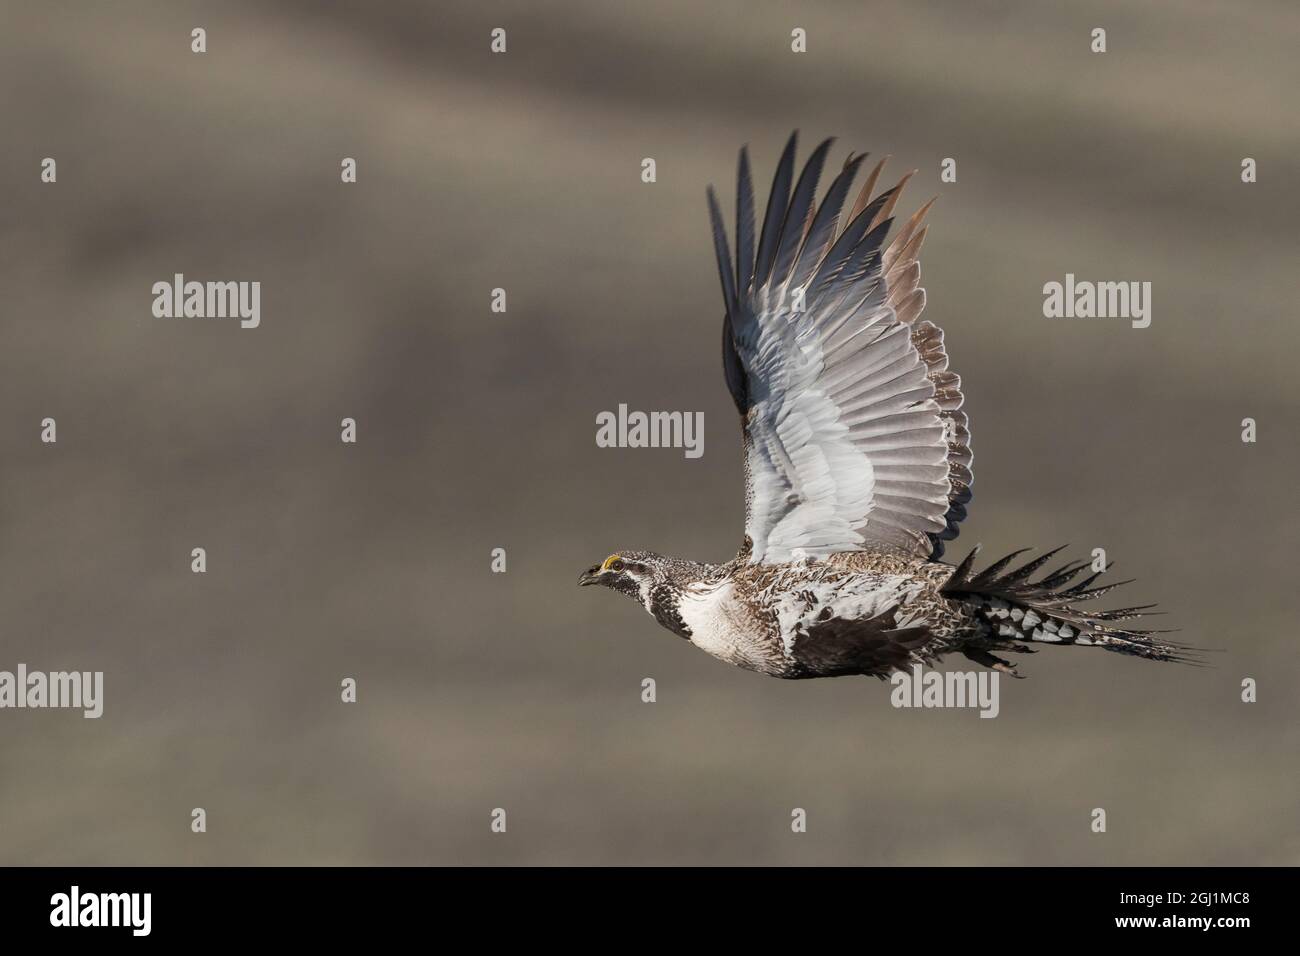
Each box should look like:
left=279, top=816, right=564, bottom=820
left=706, top=185, right=738, bottom=316
left=735, top=147, right=756, bottom=296
left=753, top=131, right=799, bottom=287
left=768, top=137, right=835, bottom=287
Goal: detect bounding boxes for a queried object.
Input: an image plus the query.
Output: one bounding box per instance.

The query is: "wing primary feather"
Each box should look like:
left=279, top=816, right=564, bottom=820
left=808, top=188, right=898, bottom=302
left=868, top=170, right=916, bottom=232
left=753, top=131, right=799, bottom=288
left=849, top=156, right=889, bottom=222
left=828, top=217, right=893, bottom=298
left=735, top=147, right=756, bottom=296
left=769, top=137, right=833, bottom=288
left=790, top=152, right=866, bottom=292
left=706, top=186, right=738, bottom=315
left=884, top=198, right=936, bottom=271
left=886, top=227, right=929, bottom=286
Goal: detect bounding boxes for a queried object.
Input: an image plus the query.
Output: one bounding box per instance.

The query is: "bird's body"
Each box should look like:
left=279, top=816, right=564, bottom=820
left=669, top=550, right=952, bottom=678
left=581, top=133, right=1191, bottom=680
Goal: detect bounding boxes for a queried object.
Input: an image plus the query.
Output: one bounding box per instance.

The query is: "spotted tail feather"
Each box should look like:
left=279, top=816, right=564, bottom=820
left=942, top=545, right=1199, bottom=664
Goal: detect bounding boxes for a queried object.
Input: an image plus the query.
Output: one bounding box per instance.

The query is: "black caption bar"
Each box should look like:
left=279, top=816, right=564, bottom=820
left=0, top=866, right=1281, bottom=942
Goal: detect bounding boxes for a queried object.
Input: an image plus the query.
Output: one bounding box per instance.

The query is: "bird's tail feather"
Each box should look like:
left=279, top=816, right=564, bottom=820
left=942, top=545, right=1200, bottom=664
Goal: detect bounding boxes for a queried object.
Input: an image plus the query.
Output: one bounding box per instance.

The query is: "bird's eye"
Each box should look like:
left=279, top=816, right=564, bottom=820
left=609, top=559, right=625, bottom=572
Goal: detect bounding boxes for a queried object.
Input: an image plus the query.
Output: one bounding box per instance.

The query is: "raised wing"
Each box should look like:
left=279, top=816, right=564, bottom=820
left=707, top=132, right=972, bottom=564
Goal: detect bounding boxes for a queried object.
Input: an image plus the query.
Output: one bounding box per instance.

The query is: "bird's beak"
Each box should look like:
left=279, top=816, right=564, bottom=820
left=578, top=565, right=602, bottom=587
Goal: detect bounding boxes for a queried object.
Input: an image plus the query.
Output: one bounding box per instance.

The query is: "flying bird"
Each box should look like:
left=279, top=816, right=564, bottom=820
left=581, top=133, right=1190, bottom=679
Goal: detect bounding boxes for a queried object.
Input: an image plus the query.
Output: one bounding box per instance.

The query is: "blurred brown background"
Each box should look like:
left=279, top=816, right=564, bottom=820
left=1, top=0, right=1296, bottom=865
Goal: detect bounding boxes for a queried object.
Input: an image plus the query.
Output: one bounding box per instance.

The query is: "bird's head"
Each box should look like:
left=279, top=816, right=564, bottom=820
left=578, top=550, right=668, bottom=606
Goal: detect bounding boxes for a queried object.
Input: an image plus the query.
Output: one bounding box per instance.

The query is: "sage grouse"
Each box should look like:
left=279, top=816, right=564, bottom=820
left=580, top=133, right=1190, bottom=680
